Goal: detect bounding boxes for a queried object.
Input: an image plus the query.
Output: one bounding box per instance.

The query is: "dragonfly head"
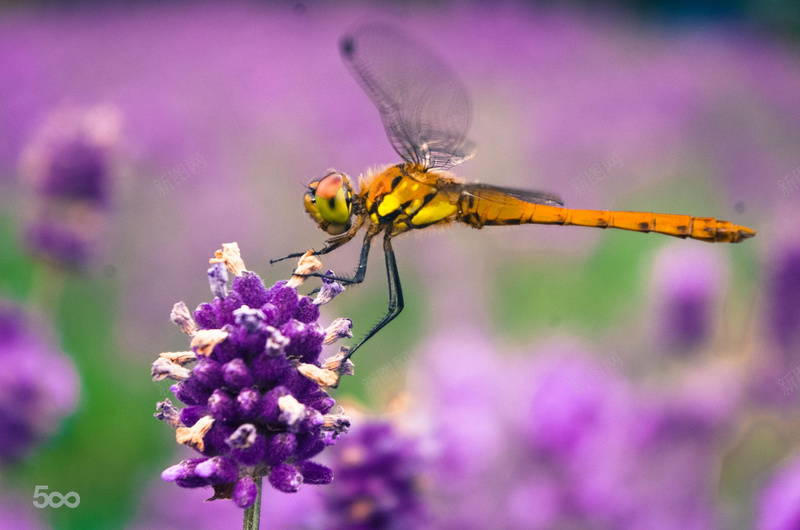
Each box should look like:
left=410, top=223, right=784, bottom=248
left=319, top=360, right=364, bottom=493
left=304, top=170, right=354, bottom=236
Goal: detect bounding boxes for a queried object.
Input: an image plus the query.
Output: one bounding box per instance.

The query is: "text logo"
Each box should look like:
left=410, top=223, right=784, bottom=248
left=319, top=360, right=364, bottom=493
left=33, top=486, right=80, bottom=509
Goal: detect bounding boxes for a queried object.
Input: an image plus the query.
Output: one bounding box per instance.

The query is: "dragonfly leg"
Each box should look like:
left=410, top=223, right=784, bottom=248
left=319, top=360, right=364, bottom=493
left=297, top=229, right=378, bottom=285
left=271, top=214, right=365, bottom=265
left=341, top=232, right=404, bottom=362
left=269, top=243, right=340, bottom=265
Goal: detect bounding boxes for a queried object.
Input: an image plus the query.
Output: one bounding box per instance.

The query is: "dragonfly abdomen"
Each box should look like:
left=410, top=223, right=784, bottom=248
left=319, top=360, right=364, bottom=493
left=561, top=209, right=755, bottom=243
left=458, top=196, right=756, bottom=243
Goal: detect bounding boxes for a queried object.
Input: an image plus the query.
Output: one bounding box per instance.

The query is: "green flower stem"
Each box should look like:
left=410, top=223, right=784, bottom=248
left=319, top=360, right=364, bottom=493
left=242, top=475, right=263, bottom=530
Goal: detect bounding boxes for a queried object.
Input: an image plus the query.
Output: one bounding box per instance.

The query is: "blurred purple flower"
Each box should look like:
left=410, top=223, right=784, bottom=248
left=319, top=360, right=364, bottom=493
left=408, top=326, right=507, bottom=530
left=152, top=244, right=352, bottom=509
left=0, top=494, right=48, bottom=530
left=650, top=244, right=727, bottom=351
left=412, top=332, right=731, bottom=528
left=323, top=419, right=429, bottom=530
left=0, top=300, right=80, bottom=461
left=623, top=366, right=740, bottom=529
left=521, top=346, right=633, bottom=459
left=413, top=328, right=505, bottom=475
left=504, top=475, right=563, bottom=530
left=512, top=345, right=637, bottom=527
left=19, top=105, right=120, bottom=269
left=767, top=238, right=800, bottom=356
left=758, top=455, right=800, bottom=530
left=517, top=346, right=734, bottom=529
left=750, top=219, right=800, bottom=406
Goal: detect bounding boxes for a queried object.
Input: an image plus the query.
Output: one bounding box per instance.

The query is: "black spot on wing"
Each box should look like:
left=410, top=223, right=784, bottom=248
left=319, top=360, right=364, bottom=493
left=340, top=36, right=355, bottom=57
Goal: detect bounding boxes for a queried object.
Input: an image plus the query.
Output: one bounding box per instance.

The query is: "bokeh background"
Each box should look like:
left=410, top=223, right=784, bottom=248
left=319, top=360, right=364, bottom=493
left=0, top=1, right=799, bottom=528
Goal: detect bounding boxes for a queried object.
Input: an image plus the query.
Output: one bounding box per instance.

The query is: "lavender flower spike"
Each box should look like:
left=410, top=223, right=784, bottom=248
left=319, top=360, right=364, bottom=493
left=152, top=243, right=352, bottom=509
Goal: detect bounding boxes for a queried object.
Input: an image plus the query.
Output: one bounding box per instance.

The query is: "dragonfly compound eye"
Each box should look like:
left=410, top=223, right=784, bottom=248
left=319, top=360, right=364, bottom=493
left=304, top=172, right=352, bottom=235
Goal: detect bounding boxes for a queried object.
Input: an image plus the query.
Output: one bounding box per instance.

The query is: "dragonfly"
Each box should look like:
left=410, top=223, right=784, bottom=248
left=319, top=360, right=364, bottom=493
left=272, top=23, right=756, bottom=362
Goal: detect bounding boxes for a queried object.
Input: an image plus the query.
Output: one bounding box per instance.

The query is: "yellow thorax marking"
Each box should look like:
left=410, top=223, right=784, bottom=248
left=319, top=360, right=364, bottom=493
left=377, top=178, right=418, bottom=217
left=405, top=197, right=424, bottom=215
left=410, top=197, right=458, bottom=225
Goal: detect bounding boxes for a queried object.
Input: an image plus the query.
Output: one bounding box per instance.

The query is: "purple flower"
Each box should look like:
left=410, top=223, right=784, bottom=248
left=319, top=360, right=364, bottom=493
left=408, top=326, right=509, bottom=529
left=649, top=244, right=727, bottom=352
left=413, top=332, right=731, bottom=528
left=505, top=476, right=562, bottom=530
left=0, top=300, right=80, bottom=461
left=751, top=226, right=800, bottom=405
left=513, top=345, right=727, bottom=529
left=152, top=243, right=352, bottom=509
left=322, top=420, right=428, bottom=529
left=767, top=237, right=800, bottom=357
left=19, top=105, right=120, bottom=268
left=521, top=345, right=633, bottom=459
left=0, top=493, right=49, bottom=530
left=130, top=467, right=321, bottom=530
left=515, top=345, right=637, bottom=525
left=758, top=455, right=800, bottom=530
left=621, top=375, right=735, bottom=529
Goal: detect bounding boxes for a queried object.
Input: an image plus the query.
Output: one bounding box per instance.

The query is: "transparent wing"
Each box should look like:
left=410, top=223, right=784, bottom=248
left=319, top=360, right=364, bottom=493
left=340, top=23, right=476, bottom=171
left=462, top=184, right=564, bottom=207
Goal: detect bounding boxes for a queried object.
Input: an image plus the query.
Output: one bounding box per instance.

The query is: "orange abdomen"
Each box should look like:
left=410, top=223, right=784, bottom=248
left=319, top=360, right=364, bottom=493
left=458, top=196, right=756, bottom=243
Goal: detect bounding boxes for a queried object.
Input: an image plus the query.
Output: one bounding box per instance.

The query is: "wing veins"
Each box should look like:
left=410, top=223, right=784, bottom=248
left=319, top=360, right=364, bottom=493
left=340, top=23, right=476, bottom=170
left=462, top=184, right=564, bottom=207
